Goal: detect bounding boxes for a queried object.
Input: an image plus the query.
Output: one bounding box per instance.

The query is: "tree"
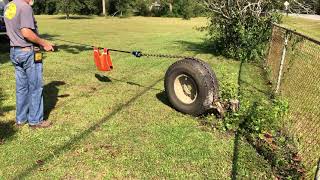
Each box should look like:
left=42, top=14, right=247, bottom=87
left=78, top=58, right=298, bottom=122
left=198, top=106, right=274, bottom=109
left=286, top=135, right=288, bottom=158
left=171, top=0, right=193, bottom=19
left=55, top=0, right=82, bottom=19
left=30, top=0, right=206, bottom=17
left=288, top=0, right=315, bottom=14
left=307, top=0, right=320, bottom=14
left=32, top=0, right=57, bottom=15
left=54, top=0, right=101, bottom=18
left=202, top=0, right=282, bottom=61
left=134, top=0, right=152, bottom=16
left=108, top=0, right=133, bottom=16
left=79, top=0, right=101, bottom=15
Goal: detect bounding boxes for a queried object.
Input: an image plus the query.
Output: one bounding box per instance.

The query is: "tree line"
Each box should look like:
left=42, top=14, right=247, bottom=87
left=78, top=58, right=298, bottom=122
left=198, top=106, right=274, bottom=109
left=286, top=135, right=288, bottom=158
left=31, top=0, right=206, bottom=19
left=16, top=0, right=320, bottom=19
left=3, top=0, right=320, bottom=17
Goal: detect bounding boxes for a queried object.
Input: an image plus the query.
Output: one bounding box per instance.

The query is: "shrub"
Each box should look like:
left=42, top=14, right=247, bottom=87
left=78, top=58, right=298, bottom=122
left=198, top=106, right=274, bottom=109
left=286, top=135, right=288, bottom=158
left=248, top=131, right=305, bottom=179
left=217, top=96, right=305, bottom=178
left=239, top=98, right=288, bottom=135
left=316, top=0, right=320, bottom=14
left=203, top=0, right=282, bottom=62
left=219, top=71, right=239, bottom=101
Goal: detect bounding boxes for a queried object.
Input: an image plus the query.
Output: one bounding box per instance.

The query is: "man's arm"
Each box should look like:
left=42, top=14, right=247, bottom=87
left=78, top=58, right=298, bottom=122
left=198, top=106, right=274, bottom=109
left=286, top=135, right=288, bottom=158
left=21, top=28, right=54, bottom=51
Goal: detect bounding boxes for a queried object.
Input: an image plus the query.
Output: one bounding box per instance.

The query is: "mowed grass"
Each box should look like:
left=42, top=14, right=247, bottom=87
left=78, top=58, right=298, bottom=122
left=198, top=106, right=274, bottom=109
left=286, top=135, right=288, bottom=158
left=282, top=16, right=320, bottom=40
left=0, top=16, right=272, bottom=179
left=279, top=16, right=320, bottom=173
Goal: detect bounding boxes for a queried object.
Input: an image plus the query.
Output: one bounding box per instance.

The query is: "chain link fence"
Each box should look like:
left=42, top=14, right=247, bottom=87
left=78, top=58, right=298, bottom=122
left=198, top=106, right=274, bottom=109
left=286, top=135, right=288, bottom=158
left=266, top=24, right=320, bottom=177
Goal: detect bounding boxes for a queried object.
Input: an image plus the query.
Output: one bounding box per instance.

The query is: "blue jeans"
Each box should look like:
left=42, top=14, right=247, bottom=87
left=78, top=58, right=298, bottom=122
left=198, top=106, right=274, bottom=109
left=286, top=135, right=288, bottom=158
left=10, top=47, right=44, bottom=125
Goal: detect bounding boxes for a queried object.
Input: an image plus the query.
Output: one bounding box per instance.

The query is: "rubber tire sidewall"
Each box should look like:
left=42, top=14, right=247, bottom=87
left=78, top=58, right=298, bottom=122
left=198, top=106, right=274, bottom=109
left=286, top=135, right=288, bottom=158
left=165, top=59, right=215, bottom=116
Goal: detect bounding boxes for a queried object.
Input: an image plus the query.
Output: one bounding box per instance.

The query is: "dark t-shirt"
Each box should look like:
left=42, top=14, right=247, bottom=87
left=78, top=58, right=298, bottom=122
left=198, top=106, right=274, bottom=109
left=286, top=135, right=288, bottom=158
left=4, top=0, right=38, bottom=47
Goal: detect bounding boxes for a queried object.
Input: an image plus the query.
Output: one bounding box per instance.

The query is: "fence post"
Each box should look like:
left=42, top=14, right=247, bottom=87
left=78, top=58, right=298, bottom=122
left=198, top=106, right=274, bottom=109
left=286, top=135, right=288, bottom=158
left=276, top=31, right=290, bottom=93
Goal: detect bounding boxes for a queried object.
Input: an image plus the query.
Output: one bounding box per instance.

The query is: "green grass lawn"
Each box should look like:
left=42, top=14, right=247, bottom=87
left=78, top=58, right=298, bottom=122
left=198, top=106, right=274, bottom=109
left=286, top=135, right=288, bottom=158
left=279, top=16, right=320, bottom=174
left=282, top=16, right=320, bottom=40
left=0, top=16, right=272, bottom=179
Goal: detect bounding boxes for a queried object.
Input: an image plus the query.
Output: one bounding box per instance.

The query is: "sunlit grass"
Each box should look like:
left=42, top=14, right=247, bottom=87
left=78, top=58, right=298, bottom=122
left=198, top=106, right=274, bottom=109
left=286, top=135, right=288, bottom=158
left=0, top=16, right=272, bottom=179
left=282, top=16, right=320, bottom=40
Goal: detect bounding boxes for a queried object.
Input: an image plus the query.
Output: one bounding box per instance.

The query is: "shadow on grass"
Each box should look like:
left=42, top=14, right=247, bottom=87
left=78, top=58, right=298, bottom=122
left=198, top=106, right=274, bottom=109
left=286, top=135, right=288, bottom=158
left=0, top=33, right=92, bottom=63
left=155, top=90, right=223, bottom=118
left=0, top=106, right=15, bottom=116
left=231, top=131, right=240, bottom=180
left=95, top=74, right=112, bottom=83
left=155, top=91, right=173, bottom=108
left=39, top=33, right=58, bottom=41
left=15, top=77, right=164, bottom=179
left=40, top=33, right=93, bottom=54
left=0, top=36, right=10, bottom=64
left=54, top=44, right=93, bottom=54
left=229, top=59, right=244, bottom=180
left=239, top=79, right=271, bottom=97
left=44, top=81, right=69, bottom=120
left=0, top=88, right=15, bottom=116
left=95, top=74, right=163, bottom=91
left=0, top=121, right=17, bottom=145
left=54, top=16, right=94, bottom=20
left=175, top=40, right=222, bottom=57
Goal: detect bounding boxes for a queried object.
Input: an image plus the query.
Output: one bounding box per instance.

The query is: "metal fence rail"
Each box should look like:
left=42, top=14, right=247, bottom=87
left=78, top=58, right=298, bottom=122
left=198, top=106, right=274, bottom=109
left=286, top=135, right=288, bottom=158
left=266, top=24, right=320, bottom=176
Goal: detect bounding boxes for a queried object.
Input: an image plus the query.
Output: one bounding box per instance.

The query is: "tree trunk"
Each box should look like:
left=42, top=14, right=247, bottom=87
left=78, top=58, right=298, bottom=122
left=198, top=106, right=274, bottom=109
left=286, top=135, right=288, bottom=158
left=65, top=0, right=69, bottom=19
left=317, top=0, right=320, bottom=14
left=102, top=0, right=106, bottom=16
left=66, top=7, right=70, bottom=19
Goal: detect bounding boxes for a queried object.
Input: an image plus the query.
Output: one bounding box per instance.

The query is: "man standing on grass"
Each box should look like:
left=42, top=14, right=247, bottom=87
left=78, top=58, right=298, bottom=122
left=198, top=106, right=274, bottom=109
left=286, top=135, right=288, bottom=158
left=4, top=0, right=54, bottom=128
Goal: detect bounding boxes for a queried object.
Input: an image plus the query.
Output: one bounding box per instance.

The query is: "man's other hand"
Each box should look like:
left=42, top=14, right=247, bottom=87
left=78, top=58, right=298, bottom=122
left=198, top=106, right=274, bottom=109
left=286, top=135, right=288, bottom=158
left=21, top=28, right=55, bottom=51
left=43, top=41, right=55, bottom=52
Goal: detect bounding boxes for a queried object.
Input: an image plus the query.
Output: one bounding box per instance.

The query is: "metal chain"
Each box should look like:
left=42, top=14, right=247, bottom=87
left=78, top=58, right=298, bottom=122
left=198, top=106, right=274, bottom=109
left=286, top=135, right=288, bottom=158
left=141, top=53, right=191, bottom=59
left=53, top=38, right=193, bottom=59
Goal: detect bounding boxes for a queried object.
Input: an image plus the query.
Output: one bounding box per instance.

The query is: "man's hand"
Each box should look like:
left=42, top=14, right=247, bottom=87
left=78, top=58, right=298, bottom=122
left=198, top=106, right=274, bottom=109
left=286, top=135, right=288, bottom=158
left=21, top=28, right=54, bottom=51
left=43, top=41, right=55, bottom=52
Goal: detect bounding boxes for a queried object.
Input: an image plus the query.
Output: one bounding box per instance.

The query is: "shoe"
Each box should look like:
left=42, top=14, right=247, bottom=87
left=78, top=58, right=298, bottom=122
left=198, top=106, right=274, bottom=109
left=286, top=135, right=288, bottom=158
left=29, top=121, right=52, bottom=129
left=15, top=121, right=27, bottom=128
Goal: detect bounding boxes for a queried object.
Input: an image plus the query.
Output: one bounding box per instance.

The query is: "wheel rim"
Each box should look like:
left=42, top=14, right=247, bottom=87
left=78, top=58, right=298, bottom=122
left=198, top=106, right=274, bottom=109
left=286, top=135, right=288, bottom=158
left=174, top=74, right=198, bottom=104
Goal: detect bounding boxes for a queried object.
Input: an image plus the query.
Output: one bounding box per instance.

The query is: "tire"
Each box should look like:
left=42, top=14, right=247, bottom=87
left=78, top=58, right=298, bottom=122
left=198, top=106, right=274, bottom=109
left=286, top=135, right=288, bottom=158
left=164, top=58, right=219, bottom=116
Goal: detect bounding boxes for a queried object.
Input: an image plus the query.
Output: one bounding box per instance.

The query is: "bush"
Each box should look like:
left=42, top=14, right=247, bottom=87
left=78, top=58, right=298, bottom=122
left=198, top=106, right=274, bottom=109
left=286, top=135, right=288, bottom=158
left=203, top=1, right=282, bottom=62
left=248, top=131, right=305, bottom=179
left=239, top=98, right=288, bottom=134
left=135, top=1, right=151, bottom=16
left=316, top=1, right=320, bottom=14
left=219, top=71, right=239, bottom=101
left=204, top=84, right=305, bottom=178
left=218, top=97, right=305, bottom=178
left=220, top=98, right=288, bottom=133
